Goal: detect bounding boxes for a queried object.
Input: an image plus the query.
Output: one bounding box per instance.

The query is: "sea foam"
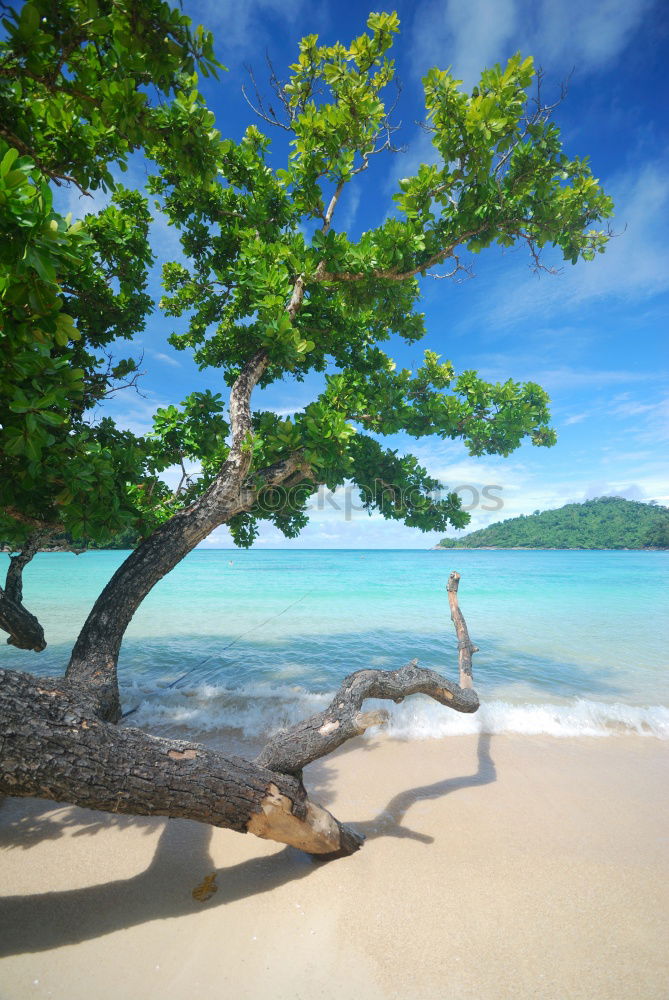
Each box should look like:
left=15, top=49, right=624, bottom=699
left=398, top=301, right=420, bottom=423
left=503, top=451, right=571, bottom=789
left=119, top=679, right=669, bottom=742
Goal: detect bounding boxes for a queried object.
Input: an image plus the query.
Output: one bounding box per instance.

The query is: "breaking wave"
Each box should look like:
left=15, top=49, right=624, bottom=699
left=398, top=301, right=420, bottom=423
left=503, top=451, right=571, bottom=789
left=119, top=679, right=669, bottom=742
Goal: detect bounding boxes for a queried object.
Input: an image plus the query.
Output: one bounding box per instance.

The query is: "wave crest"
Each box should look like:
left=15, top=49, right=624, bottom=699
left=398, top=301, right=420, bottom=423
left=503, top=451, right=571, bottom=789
left=119, top=680, right=669, bottom=742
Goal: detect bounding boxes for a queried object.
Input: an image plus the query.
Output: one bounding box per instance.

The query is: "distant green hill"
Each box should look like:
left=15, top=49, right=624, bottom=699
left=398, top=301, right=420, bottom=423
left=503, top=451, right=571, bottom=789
left=437, top=497, right=669, bottom=550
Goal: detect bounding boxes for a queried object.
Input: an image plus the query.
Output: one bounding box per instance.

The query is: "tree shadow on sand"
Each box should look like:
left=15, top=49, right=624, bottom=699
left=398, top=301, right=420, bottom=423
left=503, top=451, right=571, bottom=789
left=0, top=734, right=495, bottom=956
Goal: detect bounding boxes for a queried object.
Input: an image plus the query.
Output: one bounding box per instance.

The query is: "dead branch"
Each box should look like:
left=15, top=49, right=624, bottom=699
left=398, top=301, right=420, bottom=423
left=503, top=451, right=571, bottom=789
left=256, top=574, right=479, bottom=774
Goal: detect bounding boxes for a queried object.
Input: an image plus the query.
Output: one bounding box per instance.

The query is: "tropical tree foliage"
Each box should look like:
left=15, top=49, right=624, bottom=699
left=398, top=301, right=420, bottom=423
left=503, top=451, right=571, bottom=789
left=146, top=14, right=611, bottom=547
left=0, top=0, right=220, bottom=548
left=1, top=6, right=613, bottom=555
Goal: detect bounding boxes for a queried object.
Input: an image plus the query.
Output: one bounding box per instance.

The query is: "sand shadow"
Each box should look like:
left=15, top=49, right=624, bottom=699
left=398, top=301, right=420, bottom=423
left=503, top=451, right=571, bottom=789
left=354, top=730, right=496, bottom=845
left=0, top=811, right=315, bottom=956
left=0, top=733, right=495, bottom=956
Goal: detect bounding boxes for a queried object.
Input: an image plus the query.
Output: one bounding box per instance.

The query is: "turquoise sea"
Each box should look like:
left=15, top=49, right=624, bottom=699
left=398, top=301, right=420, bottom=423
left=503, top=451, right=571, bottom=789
left=2, top=549, right=668, bottom=742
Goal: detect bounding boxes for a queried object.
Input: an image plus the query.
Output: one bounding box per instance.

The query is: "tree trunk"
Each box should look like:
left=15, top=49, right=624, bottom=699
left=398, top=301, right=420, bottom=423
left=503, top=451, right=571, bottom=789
left=1, top=351, right=480, bottom=861
left=0, top=668, right=362, bottom=858
left=0, top=574, right=480, bottom=859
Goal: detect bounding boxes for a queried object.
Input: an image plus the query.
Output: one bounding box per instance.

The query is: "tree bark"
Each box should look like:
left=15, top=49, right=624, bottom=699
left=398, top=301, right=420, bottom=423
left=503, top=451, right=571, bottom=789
left=64, top=350, right=272, bottom=719
left=0, top=589, right=46, bottom=652
left=446, top=570, right=478, bottom=687
left=255, top=655, right=478, bottom=775
left=0, top=575, right=480, bottom=859
left=0, top=668, right=362, bottom=858
left=63, top=451, right=307, bottom=721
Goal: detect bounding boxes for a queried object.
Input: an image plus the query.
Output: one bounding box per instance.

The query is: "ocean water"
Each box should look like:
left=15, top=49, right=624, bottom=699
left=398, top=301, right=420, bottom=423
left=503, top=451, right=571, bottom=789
left=2, top=549, right=668, bottom=743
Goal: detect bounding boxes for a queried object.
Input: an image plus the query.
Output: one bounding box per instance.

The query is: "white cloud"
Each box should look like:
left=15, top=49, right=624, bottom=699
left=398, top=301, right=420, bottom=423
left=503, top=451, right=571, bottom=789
left=469, top=352, right=659, bottom=391
left=53, top=155, right=152, bottom=221
left=190, top=427, right=667, bottom=548
left=584, top=481, right=647, bottom=502
left=386, top=126, right=437, bottom=196
left=57, top=184, right=112, bottom=221
left=193, top=0, right=310, bottom=60
left=534, top=367, right=658, bottom=391
left=149, top=351, right=182, bottom=369
left=534, top=0, right=654, bottom=72
left=98, top=392, right=168, bottom=437
left=412, top=0, right=518, bottom=91
left=335, top=184, right=362, bottom=235
left=271, top=406, right=301, bottom=417
left=465, top=157, right=669, bottom=328
left=411, top=0, right=654, bottom=90
left=610, top=399, right=658, bottom=418
left=623, top=396, right=669, bottom=445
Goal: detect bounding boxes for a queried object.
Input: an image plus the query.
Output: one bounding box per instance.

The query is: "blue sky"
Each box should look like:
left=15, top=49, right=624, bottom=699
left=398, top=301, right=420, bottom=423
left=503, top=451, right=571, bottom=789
left=66, top=0, right=668, bottom=548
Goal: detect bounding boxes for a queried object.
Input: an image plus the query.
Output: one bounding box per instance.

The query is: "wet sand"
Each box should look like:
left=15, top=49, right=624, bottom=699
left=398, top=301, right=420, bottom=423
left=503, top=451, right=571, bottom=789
left=1, top=733, right=667, bottom=999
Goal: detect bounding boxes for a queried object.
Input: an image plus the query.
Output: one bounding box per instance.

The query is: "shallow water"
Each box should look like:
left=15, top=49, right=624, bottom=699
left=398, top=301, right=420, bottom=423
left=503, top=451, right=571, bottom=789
left=2, top=548, right=668, bottom=740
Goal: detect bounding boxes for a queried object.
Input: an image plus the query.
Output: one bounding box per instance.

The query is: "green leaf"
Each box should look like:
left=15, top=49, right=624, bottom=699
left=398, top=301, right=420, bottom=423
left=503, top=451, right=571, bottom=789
left=18, top=3, right=39, bottom=37
left=26, top=247, right=57, bottom=283
left=0, top=146, right=18, bottom=175
left=89, top=16, right=112, bottom=34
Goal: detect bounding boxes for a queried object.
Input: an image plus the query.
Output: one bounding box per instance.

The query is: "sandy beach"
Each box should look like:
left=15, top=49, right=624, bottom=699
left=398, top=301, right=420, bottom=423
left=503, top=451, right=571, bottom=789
left=1, top=733, right=667, bottom=1000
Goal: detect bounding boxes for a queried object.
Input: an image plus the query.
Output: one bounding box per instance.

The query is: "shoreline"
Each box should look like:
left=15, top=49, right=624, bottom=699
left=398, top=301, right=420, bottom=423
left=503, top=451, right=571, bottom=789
left=432, top=545, right=669, bottom=550
left=1, top=733, right=667, bottom=999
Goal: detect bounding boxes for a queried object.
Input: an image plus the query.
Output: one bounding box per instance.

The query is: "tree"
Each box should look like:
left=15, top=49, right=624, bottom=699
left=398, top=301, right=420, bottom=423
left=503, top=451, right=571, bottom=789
left=0, top=7, right=612, bottom=857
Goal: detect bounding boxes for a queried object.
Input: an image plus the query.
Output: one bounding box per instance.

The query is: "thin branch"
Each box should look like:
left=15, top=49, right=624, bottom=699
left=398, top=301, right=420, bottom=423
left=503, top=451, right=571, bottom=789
left=428, top=250, right=473, bottom=281
left=2, top=508, right=59, bottom=531
left=317, top=226, right=487, bottom=283
left=88, top=350, right=147, bottom=401
left=174, top=454, right=190, bottom=498
left=321, top=181, right=345, bottom=235
left=0, top=128, right=91, bottom=195
left=241, top=62, right=293, bottom=132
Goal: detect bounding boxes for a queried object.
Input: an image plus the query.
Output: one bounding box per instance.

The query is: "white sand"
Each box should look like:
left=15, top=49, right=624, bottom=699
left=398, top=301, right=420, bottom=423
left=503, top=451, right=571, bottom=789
left=1, top=733, right=667, bottom=999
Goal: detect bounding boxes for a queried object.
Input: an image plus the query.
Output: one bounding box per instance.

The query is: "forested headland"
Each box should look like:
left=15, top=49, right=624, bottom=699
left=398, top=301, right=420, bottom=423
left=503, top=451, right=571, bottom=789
left=437, top=497, right=669, bottom=550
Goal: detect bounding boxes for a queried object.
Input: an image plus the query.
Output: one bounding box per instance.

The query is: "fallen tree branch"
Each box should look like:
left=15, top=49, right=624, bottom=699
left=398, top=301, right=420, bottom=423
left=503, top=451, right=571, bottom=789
left=446, top=570, right=478, bottom=688
left=255, top=659, right=479, bottom=774
left=256, top=573, right=479, bottom=775
left=0, top=573, right=480, bottom=858
left=0, top=669, right=362, bottom=859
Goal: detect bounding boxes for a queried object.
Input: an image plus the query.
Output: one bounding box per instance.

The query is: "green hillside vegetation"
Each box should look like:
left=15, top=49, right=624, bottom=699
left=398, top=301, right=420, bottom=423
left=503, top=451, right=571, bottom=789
left=437, top=497, right=669, bottom=549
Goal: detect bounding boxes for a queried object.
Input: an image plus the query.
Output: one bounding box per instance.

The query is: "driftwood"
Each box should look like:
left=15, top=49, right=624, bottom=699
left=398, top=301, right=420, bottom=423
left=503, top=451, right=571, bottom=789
left=0, top=572, right=478, bottom=859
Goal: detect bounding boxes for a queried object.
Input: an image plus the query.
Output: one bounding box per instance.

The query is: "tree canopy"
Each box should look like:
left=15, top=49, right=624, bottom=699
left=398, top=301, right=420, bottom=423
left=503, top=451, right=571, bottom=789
left=0, top=0, right=220, bottom=549
left=1, top=5, right=613, bottom=559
